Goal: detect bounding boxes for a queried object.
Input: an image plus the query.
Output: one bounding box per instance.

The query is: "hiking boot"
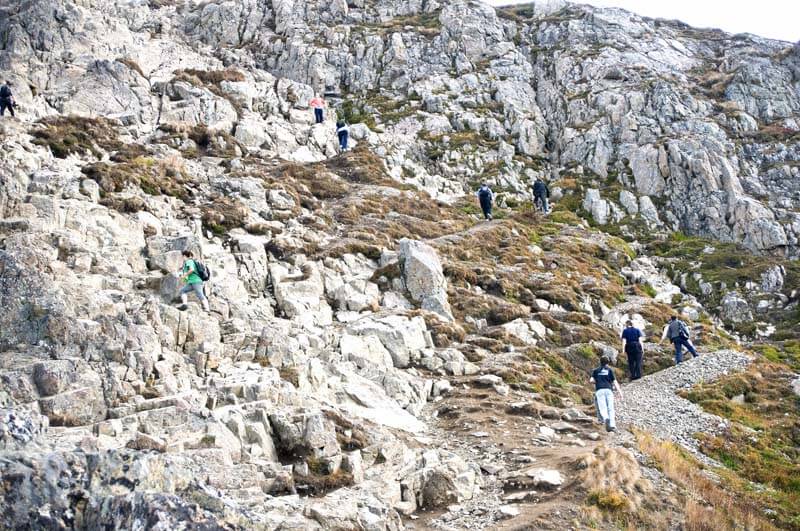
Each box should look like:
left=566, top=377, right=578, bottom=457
left=607, top=426, right=616, bottom=433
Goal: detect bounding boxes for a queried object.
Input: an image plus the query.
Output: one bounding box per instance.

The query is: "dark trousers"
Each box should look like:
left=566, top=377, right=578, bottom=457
left=338, top=131, right=348, bottom=150
left=0, top=99, right=14, bottom=117
left=673, top=337, right=698, bottom=364
left=626, top=342, right=643, bottom=380
left=479, top=197, right=492, bottom=219
left=314, top=108, right=323, bottom=123
left=534, top=193, right=548, bottom=212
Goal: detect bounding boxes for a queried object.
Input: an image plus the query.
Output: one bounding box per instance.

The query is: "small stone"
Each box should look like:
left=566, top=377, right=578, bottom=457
left=539, top=426, right=556, bottom=438
left=498, top=505, right=520, bottom=519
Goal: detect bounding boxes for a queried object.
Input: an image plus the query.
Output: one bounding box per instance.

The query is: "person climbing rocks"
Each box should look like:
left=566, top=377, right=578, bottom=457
left=660, top=315, right=699, bottom=364
left=476, top=183, right=495, bottom=220
left=0, top=80, right=15, bottom=118
left=533, top=177, right=549, bottom=213
left=590, top=355, right=623, bottom=432
left=621, top=320, right=644, bottom=380
left=178, top=250, right=209, bottom=312
left=336, top=120, right=349, bottom=151
left=309, top=94, right=325, bottom=124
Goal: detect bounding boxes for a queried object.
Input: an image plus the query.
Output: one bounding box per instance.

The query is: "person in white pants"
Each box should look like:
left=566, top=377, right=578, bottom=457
left=590, top=355, right=623, bottom=432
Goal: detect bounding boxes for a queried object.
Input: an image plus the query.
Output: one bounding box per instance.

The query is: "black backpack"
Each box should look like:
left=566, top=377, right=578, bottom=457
left=478, top=186, right=492, bottom=200
left=0, top=85, right=11, bottom=99
left=194, top=260, right=211, bottom=281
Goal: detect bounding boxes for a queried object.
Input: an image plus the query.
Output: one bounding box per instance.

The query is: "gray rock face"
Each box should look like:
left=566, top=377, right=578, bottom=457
left=398, top=239, right=453, bottom=321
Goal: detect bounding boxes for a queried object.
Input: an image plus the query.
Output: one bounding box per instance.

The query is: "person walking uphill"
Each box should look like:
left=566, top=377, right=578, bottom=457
left=476, top=183, right=494, bottom=220
left=590, top=355, right=623, bottom=432
left=309, top=94, right=325, bottom=124
left=336, top=121, right=349, bottom=151
left=621, top=320, right=644, bottom=380
left=533, top=177, right=549, bottom=213
left=660, top=315, right=699, bottom=364
left=0, top=80, right=15, bottom=118
left=178, top=250, right=210, bottom=312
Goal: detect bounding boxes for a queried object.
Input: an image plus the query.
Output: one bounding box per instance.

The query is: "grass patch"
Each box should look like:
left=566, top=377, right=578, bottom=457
left=636, top=430, right=777, bottom=531
left=31, top=116, right=123, bottom=159
left=681, top=360, right=800, bottom=528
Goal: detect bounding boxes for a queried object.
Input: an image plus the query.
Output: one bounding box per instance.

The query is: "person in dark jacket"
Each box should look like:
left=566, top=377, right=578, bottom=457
left=336, top=121, right=349, bottom=151
left=621, top=320, right=644, bottom=380
left=0, top=80, right=15, bottom=117
left=660, top=315, right=699, bottom=364
left=476, top=183, right=495, bottom=220
left=590, top=355, right=623, bottom=432
left=533, top=177, right=549, bottom=213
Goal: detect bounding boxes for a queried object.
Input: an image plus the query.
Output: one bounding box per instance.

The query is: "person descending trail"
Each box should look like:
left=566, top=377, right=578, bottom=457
left=532, top=177, right=549, bottom=213
left=0, top=80, right=15, bottom=118
left=621, top=320, right=644, bottom=380
left=178, top=250, right=210, bottom=312
left=590, top=355, right=623, bottom=432
left=476, top=183, right=495, bottom=220
left=309, top=94, right=325, bottom=124
left=660, top=315, right=699, bottom=364
left=336, top=120, right=349, bottom=151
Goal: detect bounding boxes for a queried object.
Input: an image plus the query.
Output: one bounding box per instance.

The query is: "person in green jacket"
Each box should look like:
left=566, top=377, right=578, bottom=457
left=178, top=250, right=209, bottom=311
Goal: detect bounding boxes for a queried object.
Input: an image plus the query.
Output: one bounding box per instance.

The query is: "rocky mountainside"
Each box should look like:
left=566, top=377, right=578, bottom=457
left=1, top=0, right=799, bottom=529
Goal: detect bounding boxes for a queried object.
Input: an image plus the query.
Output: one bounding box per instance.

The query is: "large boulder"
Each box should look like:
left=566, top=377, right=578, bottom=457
left=346, top=315, right=428, bottom=369
left=398, top=239, right=453, bottom=321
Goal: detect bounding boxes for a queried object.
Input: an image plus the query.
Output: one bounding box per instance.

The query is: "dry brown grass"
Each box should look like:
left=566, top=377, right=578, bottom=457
left=31, top=116, right=123, bottom=159
left=116, top=57, right=144, bottom=77
left=83, top=155, right=192, bottom=201
left=636, top=430, right=776, bottom=531
left=201, top=196, right=250, bottom=235
left=580, top=446, right=649, bottom=514
left=174, top=68, right=246, bottom=85
left=157, top=123, right=241, bottom=158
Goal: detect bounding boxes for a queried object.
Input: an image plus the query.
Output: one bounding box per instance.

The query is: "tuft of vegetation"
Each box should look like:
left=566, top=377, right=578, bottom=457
left=201, top=196, right=250, bottom=235
left=682, top=360, right=800, bottom=528
left=636, top=430, right=777, bottom=531
left=31, top=116, right=123, bottom=159
left=116, top=57, right=145, bottom=77
left=156, top=123, right=241, bottom=159
left=173, top=68, right=246, bottom=85
left=83, top=152, right=191, bottom=205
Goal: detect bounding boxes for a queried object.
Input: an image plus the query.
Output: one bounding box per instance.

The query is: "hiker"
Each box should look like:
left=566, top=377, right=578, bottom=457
left=590, top=355, right=623, bottom=432
left=336, top=121, right=349, bottom=151
left=660, top=315, right=699, bottom=364
left=533, top=177, right=549, bottom=213
left=178, top=250, right=209, bottom=312
left=621, top=320, right=644, bottom=380
left=309, top=94, right=325, bottom=124
left=476, top=183, right=495, bottom=220
left=0, top=80, right=15, bottom=118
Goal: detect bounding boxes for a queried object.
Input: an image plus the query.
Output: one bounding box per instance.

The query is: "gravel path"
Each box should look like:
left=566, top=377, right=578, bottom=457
left=618, top=350, right=752, bottom=452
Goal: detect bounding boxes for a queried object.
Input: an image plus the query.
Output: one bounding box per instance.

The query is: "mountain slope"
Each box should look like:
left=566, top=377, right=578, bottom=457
left=0, top=0, right=798, bottom=529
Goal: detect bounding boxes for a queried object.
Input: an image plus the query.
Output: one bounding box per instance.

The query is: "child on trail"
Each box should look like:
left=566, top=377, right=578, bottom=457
left=476, top=183, right=494, bottom=220
left=659, top=315, right=699, bottom=364
left=533, top=177, right=550, bottom=213
left=0, top=80, right=16, bottom=118
left=309, top=94, right=325, bottom=123
left=590, top=355, right=623, bottom=432
left=621, top=320, right=644, bottom=380
left=336, top=121, right=349, bottom=151
left=178, top=250, right=209, bottom=312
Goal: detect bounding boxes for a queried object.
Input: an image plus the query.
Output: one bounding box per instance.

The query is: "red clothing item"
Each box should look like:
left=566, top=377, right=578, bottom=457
left=309, top=97, right=325, bottom=109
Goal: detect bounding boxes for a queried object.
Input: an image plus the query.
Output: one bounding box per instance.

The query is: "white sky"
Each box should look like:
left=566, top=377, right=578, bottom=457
left=485, top=0, right=799, bottom=43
